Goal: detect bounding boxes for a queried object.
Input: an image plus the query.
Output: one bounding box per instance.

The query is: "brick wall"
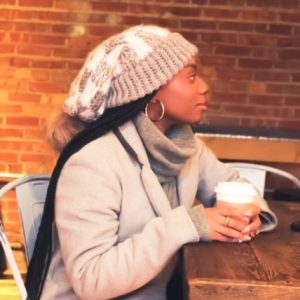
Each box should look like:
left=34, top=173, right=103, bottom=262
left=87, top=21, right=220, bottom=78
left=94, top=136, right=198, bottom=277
left=0, top=0, right=300, bottom=246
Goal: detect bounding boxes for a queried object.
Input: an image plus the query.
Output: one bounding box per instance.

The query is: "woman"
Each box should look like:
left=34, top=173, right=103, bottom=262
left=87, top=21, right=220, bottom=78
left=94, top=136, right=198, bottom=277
left=26, top=25, right=277, bottom=300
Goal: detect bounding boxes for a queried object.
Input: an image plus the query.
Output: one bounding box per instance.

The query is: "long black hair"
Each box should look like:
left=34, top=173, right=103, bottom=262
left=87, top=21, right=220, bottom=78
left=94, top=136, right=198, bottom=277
left=25, top=91, right=156, bottom=299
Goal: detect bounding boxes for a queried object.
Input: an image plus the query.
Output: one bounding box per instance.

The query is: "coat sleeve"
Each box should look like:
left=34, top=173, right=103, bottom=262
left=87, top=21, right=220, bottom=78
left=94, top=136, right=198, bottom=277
left=55, top=145, right=199, bottom=300
left=195, top=138, right=277, bottom=232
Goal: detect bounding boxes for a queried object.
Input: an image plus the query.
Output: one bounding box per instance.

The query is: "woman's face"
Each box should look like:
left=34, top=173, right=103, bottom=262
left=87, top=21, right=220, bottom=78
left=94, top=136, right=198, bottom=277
left=153, top=57, right=209, bottom=133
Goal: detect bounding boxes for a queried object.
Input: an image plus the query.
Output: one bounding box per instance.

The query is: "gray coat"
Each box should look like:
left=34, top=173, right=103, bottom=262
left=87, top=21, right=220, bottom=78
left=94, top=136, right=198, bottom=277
left=41, top=121, right=276, bottom=300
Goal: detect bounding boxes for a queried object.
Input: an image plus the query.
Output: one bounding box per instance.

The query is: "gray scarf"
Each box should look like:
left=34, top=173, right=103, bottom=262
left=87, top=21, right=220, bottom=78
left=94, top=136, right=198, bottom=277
left=134, top=113, right=197, bottom=208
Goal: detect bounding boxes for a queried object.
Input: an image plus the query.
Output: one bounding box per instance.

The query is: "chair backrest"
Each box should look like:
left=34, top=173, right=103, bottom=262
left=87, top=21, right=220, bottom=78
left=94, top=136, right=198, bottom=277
left=0, top=175, right=50, bottom=263
left=0, top=222, right=27, bottom=300
left=226, top=162, right=300, bottom=196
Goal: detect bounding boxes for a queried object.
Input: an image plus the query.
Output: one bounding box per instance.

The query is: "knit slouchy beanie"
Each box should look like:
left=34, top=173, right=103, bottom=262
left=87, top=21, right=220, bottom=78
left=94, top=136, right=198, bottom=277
left=64, top=25, right=198, bottom=121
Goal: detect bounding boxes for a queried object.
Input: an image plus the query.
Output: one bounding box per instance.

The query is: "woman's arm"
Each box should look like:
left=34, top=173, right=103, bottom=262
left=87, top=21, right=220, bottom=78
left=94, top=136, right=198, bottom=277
left=194, top=139, right=278, bottom=232
left=55, top=149, right=199, bottom=300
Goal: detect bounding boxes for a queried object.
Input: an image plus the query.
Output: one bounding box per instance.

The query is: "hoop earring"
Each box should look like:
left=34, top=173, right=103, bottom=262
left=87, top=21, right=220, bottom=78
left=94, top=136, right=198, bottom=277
left=145, top=99, right=165, bottom=121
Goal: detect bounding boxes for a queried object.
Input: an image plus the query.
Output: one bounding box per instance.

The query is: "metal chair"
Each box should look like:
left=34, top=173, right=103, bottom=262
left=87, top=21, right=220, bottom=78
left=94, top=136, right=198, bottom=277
left=0, top=174, right=50, bottom=300
left=227, top=162, right=300, bottom=196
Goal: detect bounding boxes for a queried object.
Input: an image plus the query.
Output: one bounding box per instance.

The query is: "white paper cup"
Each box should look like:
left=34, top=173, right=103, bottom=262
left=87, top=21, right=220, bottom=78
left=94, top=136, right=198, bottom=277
left=215, top=181, right=256, bottom=210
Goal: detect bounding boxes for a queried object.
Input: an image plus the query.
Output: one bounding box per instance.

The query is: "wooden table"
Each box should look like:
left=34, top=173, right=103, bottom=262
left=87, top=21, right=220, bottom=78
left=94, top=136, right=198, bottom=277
left=183, top=201, right=300, bottom=300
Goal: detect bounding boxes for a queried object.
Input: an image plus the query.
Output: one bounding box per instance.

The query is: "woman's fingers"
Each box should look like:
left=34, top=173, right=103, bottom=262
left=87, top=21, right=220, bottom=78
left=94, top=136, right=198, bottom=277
left=242, top=214, right=262, bottom=235
left=205, top=208, right=252, bottom=242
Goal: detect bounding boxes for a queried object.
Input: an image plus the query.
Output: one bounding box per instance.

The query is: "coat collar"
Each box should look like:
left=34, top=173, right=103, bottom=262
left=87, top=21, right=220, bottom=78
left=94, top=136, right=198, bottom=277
left=117, top=121, right=172, bottom=216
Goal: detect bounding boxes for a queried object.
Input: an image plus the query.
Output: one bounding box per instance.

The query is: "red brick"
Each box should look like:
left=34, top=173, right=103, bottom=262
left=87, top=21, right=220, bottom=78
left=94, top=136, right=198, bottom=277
left=0, top=152, right=19, bottom=163
left=216, top=68, right=252, bottom=80
left=31, top=70, right=50, bottom=81
left=239, top=58, right=272, bottom=69
left=11, top=57, right=31, bottom=68
left=201, top=32, right=237, bottom=44
left=254, top=71, right=290, bottom=82
left=219, top=22, right=254, bottom=32
left=15, top=23, right=51, bottom=32
left=1, top=200, right=18, bottom=211
left=0, top=21, right=13, bottom=30
left=0, top=78, right=27, bottom=91
left=70, top=13, right=106, bottom=24
left=295, top=109, right=300, bottom=118
left=197, top=44, right=213, bottom=55
left=9, top=92, right=41, bottom=103
left=31, top=34, right=66, bottom=46
left=238, top=34, right=277, bottom=47
left=31, top=60, right=66, bottom=69
left=215, top=45, right=251, bottom=56
left=274, top=60, right=300, bottom=70
left=292, top=74, right=300, bottom=82
left=20, top=153, right=54, bottom=163
left=52, top=25, right=72, bottom=34
left=278, top=120, right=300, bottom=131
left=67, top=61, right=83, bottom=70
left=267, top=84, right=300, bottom=95
left=0, top=44, right=14, bottom=54
left=278, top=49, right=300, bottom=60
left=0, top=104, right=22, bottom=114
left=281, top=12, right=300, bottom=23
left=210, top=0, right=245, bottom=5
left=19, top=0, right=53, bottom=7
left=203, top=8, right=239, bottom=19
left=241, top=118, right=278, bottom=128
left=177, top=31, right=198, bottom=41
left=181, top=20, right=217, bottom=30
left=0, top=141, right=32, bottom=152
left=1, top=0, right=16, bottom=4
left=9, top=33, right=31, bottom=43
left=142, top=17, right=179, bottom=28
left=6, top=116, right=39, bottom=126
left=200, top=55, right=236, bottom=67
left=54, top=46, right=88, bottom=59
left=249, top=0, right=299, bottom=9
left=212, top=79, right=248, bottom=92
left=285, top=97, right=300, bottom=106
left=92, top=2, right=128, bottom=12
left=168, top=6, right=202, bottom=17
left=0, top=9, right=11, bottom=19
left=6, top=164, right=23, bottom=174
left=255, top=24, right=292, bottom=35
left=17, top=45, right=52, bottom=56
left=11, top=10, right=32, bottom=19
left=29, top=82, right=66, bottom=93
left=248, top=95, right=283, bottom=105
left=211, top=92, right=248, bottom=104
left=35, top=11, right=69, bottom=21
left=241, top=10, right=277, bottom=21
left=0, top=128, right=23, bottom=138
left=88, top=25, right=124, bottom=38
left=252, top=48, right=277, bottom=59
left=23, top=128, right=44, bottom=139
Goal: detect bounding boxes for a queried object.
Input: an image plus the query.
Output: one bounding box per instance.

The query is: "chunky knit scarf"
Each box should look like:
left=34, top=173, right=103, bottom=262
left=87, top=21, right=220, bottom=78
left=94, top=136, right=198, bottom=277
left=134, top=113, right=196, bottom=207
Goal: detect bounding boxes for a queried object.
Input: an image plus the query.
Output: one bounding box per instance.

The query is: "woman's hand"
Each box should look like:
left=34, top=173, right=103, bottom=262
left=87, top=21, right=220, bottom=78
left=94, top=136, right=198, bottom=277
left=242, top=205, right=262, bottom=238
left=204, top=204, right=262, bottom=243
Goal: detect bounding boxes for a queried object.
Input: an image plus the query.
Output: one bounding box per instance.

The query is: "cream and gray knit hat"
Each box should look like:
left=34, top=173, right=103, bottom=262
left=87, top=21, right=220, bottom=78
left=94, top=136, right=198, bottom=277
left=64, top=25, right=198, bottom=122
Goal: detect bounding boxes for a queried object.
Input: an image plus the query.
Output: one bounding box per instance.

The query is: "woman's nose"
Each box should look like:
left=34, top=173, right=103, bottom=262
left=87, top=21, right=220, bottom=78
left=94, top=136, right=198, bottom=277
left=198, top=78, right=209, bottom=95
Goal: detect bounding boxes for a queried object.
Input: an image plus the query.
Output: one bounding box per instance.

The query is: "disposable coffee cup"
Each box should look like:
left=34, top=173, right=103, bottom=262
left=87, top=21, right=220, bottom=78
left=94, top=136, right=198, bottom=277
left=215, top=181, right=256, bottom=211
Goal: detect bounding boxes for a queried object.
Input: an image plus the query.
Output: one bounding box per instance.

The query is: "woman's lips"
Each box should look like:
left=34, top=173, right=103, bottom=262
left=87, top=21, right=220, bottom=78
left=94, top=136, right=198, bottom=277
left=197, top=102, right=208, bottom=110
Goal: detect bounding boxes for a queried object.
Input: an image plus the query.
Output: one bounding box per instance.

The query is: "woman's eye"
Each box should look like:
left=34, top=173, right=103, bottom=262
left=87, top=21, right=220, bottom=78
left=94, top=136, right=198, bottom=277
left=189, top=74, right=196, bottom=82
